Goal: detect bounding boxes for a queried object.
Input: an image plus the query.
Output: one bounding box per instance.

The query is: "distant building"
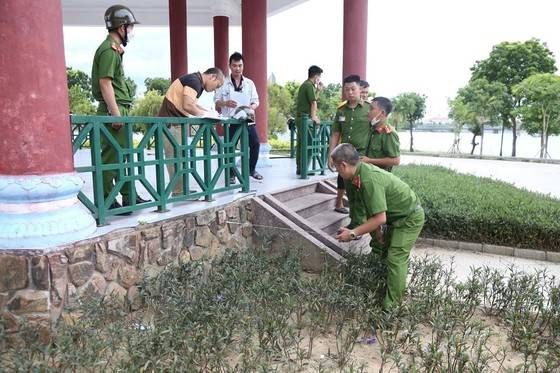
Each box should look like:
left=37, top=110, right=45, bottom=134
left=268, top=72, right=277, bottom=85
left=425, top=116, right=452, bottom=125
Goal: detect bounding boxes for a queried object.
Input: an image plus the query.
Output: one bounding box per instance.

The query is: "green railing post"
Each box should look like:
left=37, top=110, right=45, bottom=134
left=91, top=120, right=106, bottom=226
left=241, top=122, right=250, bottom=192
left=320, top=123, right=330, bottom=175
left=301, top=114, right=309, bottom=179
left=155, top=122, right=167, bottom=212
left=203, top=121, right=213, bottom=201
left=181, top=123, right=189, bottom=198
left=124, top=121, right=135, bottom=204
left=288, top=118, right=296, bottom=158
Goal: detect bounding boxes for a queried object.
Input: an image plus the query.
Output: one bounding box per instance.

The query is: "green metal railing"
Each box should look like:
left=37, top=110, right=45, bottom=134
left=71, top=115, right=249, bottom=225
left=300, top=115, right=332, bottom=179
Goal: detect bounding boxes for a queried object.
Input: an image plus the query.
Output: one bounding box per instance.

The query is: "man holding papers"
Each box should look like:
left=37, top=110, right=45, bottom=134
left=214, top=52, right=263, bottom=182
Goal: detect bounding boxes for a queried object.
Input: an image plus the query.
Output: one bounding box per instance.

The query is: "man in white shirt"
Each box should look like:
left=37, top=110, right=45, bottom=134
left=214, top=52, right=263, bottom=182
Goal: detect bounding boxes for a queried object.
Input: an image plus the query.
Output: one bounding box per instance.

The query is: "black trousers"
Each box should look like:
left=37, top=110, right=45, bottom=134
left=226, top=123, right=260, bottom=178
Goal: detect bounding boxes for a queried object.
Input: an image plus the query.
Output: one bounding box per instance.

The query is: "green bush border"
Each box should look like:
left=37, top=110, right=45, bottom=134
left=394, top=165, right=560, bottom=252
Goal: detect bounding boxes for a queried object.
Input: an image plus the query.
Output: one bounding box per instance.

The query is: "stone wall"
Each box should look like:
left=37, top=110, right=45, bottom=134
left=0, top=200, right=253, bottom=341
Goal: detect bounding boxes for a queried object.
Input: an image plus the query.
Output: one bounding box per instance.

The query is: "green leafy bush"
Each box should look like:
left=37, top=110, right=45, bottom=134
left=268, top=137, right=290, bottom=151
left=394, top=165, right=560, bottom=251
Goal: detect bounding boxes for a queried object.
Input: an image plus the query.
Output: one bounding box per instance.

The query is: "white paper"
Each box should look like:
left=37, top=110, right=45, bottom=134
left=230, top=91, right=250, bottom=107
left=196, top=110, right=223, bottom=120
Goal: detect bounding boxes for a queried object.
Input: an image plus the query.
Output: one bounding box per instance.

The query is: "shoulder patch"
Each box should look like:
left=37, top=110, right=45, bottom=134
left=110, top=44, right=124, bottom=54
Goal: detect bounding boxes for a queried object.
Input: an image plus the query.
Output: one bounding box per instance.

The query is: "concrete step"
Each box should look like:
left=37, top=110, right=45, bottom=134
left=339, top=234, right=372, bottom=255
left=271, top=183, right=318, bottom=203
left=284, top=192, right=336, bottom=219
left=308, top=209, right=350, bottom=233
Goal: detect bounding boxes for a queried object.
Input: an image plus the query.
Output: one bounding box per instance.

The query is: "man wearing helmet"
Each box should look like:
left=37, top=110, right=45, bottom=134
left=92, top=5, right=148, bottom=214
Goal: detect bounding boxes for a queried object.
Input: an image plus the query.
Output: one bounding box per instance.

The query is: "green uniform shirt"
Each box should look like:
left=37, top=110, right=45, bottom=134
left=366, top=125, right=401, bottom=159
left=296, top=79, right=316, bottom=117
left=346, top=163, right=419, bottom=225
left=91, top=36, right=133, bottom=107
left=332, top=101, right=370, bottom=154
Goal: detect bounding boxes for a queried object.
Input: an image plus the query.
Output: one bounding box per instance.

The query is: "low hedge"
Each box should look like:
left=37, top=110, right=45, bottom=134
left=393, top=165, right=560, bottom=252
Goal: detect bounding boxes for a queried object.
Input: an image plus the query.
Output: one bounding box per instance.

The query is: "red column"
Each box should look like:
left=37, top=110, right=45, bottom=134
left=342, top=0, right=368, bottom=80
left=0, top=0, right=73, bottom=175
left=242, top=0, right=268, bottom=143
left=213, top=16, right=229, bottom=75
left=169, top=0, right=188, bottom=80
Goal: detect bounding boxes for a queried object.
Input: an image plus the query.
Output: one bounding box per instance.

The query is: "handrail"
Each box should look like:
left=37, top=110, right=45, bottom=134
left=71, top=115, right=249, bottom=225
left=300, top=114, right=332, bottom=179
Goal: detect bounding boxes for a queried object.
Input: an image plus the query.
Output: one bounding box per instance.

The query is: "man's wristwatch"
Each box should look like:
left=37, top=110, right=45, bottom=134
left=349, top=230, right=357, bottom=240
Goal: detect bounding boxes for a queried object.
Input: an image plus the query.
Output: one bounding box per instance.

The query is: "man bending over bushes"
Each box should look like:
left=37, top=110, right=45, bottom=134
left=332, top=143, right=425, bottom=309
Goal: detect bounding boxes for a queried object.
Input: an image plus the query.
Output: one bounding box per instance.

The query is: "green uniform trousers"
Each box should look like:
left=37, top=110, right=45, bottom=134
left=295, top=117, right=304, bottom=174
left=99, top=105, right=137, bottom=203
left=371, top=207, right=425, bottom=310
left=296, top=116, right=315, bottom=175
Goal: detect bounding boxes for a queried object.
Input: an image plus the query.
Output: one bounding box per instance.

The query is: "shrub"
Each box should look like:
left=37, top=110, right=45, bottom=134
left=268, top=137, right=290, bottom=152
left=394, top=165, right=560, bottom=251
left=2, top=250, right=558, bottom=371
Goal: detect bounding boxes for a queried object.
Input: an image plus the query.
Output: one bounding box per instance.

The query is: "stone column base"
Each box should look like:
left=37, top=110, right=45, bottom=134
left=0, top=173, right=96, bottom=249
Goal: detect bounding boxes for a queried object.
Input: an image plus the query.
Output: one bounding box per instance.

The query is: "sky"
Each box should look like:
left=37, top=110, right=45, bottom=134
left=63, top=0, right=560, bottom=119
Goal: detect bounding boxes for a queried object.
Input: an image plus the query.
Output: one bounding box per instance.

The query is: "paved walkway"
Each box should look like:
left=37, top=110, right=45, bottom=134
left=412, top=246, right=560, bottom=282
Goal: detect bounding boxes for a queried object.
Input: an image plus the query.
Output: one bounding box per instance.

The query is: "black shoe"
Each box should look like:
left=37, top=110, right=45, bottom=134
left=136, top=196, right=150, bottom=204
left=109, top=201, right=132, bottom=216
left=123, top=196, right=151, bottom=206
left=250, top=171, right=263, bottom=180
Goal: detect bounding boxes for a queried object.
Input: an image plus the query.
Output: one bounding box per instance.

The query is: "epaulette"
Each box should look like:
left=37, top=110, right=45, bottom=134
left=111, top=43, right=124, bottom=54
left=337, top=100, right=347, bottom=109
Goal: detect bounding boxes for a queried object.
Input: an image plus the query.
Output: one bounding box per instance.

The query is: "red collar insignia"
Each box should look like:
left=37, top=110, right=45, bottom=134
left=352, top=175, right=362, bottom=189
left=375, top=124, right=392, bottom=134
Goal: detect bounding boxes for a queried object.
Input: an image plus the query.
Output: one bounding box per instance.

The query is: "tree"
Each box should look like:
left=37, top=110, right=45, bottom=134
left=67, top=67, right=92, bottom=94
left=268, top=83, right=295, bottom=138
left=455, top=79, right=507, bottom=156
left=284, top=80, right=300, bottom=116
left=387, top=111, right=404, bottom=131
left=447, top=97, right=470, bottom=154
left=68, top=85, right=96, bottom=115
left=471, top=39, right=556, bottom=156
left=144, top=77, right=171, bottom=95
left=126, top=76, right=138, bottom=99
left=130, top=90, right=164, bottom=134
left=513, top=73, right=560, bottom=158
left=392, top=92, right=426, bottom=152
left=316, top=83, right=342, bottom=121
left=66, top=67, right=95, bottom=114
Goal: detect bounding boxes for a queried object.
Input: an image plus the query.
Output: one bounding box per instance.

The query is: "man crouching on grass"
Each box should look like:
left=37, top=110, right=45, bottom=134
left=332, top=143, right=425, bottom=309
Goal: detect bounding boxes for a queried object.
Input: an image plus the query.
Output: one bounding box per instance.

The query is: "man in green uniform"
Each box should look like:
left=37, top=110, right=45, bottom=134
left=329, top=75, right=370, bottom=216
left=295, top=65, right=322, bottom=175
left=360, top=97, right=400, bottom=172
left=360, top=80, right=370, bottom=103
left=92, top=5, right=148, bottom=214
left=332, top=143, right=424, bottom=310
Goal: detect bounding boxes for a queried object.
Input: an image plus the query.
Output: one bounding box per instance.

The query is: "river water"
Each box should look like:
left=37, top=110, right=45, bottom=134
left=398, top=129, right=559, bottom=159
